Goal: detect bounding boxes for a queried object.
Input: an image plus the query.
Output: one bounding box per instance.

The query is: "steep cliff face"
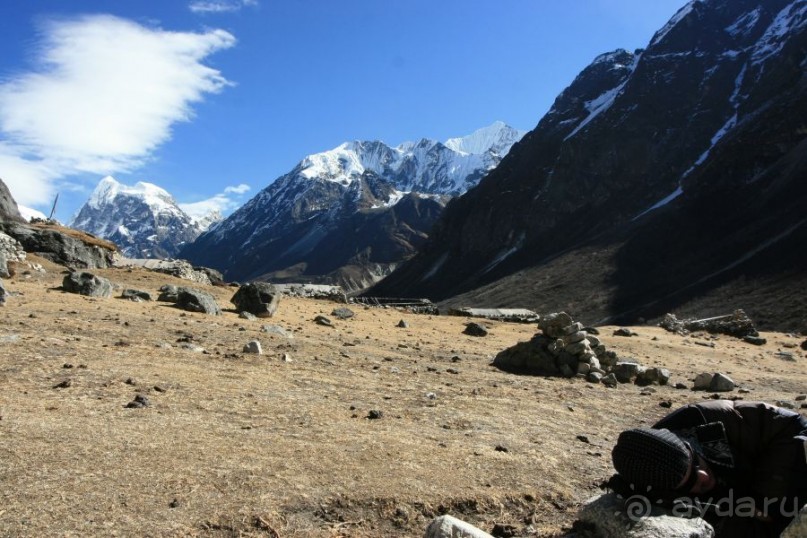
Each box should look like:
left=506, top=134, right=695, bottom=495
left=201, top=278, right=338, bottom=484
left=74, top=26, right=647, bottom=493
left=370, top=0, right=807, bottom=329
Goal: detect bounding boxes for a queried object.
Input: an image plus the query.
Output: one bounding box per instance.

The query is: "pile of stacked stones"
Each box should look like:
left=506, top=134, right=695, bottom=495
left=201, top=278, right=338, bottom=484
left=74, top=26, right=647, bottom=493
left=493, top=312, right=670, bottom=387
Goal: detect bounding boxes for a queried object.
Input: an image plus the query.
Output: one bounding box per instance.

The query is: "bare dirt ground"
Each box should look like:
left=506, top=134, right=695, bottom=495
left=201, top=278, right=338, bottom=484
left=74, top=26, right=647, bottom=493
left=1, top=256, right=805, bottom=537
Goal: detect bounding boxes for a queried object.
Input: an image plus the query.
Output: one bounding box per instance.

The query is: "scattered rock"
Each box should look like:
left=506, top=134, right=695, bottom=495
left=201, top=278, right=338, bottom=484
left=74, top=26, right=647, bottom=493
left=125, top=395, right=150, bottom=409
left=490, top=523, right=518, bottom=538
left=121, top=289, right=152, bottom=302
left=575, top=493, right=714, bottom=538
left=636, top=367, right=670, bottom=386
left=53, top=379, right=72, bottom=389
left=576, top=435, right=590, bottom=443
left=425, top=515, right=494, bottom=538
left=272, top=283, right=346, bottom=302
left=0, top=232, right=26, bottom=277
left=674, top=382, right=688, bottom=390
left=260, top=325, right=293, bottom=338
left=796, top=395, right=806, bottom=401
left=243, top=340, right=263, bottom=354
left=367, top=410, right=383, bottom=420
left=709, top=373, right=735, bottom=392
left=613, top=362, right=642, bottom=383
left=613, top=328, right=637, bottom=337
left=239, top=311, right=257, bottom=321
left=176, top=288, right=221, bottom=315
left=397, top=319, right=409, bottom=328
left=776, top=400, right=796, bottom=409
left=179, top=343, right=206, bottom=353
left=775, top=352, right=796, bottom=362
left=660, top=310, right=758, bottom=338
left=0, top=278, right=6, bottom=305
left=660, top=400, right=673, bottom=408
left=281, top=353, right=292, bottom=362
left=601, top=373, right=618, bottom=388
left=446, top=368, right=460, bottom=374
left=314, top=315, right=333, bottom=327
left=230, top=282, right=280, bottom=318
left=801, top=339, right=807, bottom=351
left=463, top=322, right=489, bottom=337
left=743, top=335, right=767, bottom=345
left=494, top=445, right=509, bottom=453
left=62, top=271, right=114, bottom=298
left=157, top=284, right=181, bottom=302
left=693, top=373, right=714, bottom=390
left=331, top=307, right=355, bottom=320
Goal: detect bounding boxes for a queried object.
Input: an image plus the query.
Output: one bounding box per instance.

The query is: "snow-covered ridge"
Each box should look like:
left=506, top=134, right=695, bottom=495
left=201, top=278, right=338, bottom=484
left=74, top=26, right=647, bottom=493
left=296, top=122, right=525, bottom=194
left=650, top=0, right=700, bottom=47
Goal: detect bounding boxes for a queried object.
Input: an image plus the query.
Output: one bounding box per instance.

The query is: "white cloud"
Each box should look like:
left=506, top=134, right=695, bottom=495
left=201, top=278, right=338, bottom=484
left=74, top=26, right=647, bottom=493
left=189, top=0, right=258, bottom=14
left=179, top=183, right=251, bottom=218
left=0, top=15, right=235, bottom=206
left=224, top=183, right=250, bottom=194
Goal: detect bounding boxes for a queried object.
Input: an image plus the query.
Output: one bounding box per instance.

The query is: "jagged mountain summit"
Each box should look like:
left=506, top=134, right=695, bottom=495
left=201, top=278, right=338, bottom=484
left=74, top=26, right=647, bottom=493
left=71, top=177, right=221, bottom=259
left=180, top=122, right=525, bottom=290
left=370, top=0, right=807, bottom=331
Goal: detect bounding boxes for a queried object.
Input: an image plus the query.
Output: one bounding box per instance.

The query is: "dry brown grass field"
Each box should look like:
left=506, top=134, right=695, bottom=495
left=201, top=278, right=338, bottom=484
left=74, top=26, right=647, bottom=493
left=1, top=256, right=805, bottom=537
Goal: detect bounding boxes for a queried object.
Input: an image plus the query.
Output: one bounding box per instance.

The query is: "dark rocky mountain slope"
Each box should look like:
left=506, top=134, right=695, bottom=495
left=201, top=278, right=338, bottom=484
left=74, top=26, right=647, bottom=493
left=370, top=0, right=807, bottom=331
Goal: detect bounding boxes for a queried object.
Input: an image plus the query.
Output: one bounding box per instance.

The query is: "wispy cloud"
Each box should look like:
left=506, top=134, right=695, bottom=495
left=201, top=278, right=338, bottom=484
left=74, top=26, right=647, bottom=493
left=0, top=15, right=235, bottom=206
left=189, top=0, right=258, bottom=14
left=179, top=183, right=251, bottom=218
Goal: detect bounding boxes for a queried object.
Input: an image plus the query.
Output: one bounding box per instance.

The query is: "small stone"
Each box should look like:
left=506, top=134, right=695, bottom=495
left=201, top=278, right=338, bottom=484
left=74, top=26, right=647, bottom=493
left=260, top=325, right=293, bottom=338
left=314, top=315, right=333, bottom=327
left=367, top=410, right=383, bottom=420
left=801, top=339, right=807, bottom=351
left=463, top=322, right=488, bottom=337
left=62, top=363, right=74, bottom=369
left=613, top=327, right=637, bottom=337
left=795, top=395, right=806, bottom=401
left=660, top=400, right=673, bottom=408
left=601, top=373, right=618, bottom=388
left=397, top=319, right=409, bottom=328
left=446, top=368, right=460, bottom=374
left=425, top=392, right=437, bottom=400
left=494, top=445, right=509, bottom=453
left=451, top=356, right=462, bottom=362
left=53, top=379, right=72, bottom=389
left=587, top=371, right=603, bottom=384
left=576, top=435, right=590, bottom=443
left=613, top=362, right=642, bottom=383
left=239, top=311, right=257, bottom=321
left=281, top=353, right=292, bottom=362
left=331, top=307, right=355, bottom=320
left=124, top=378, right=137, bottom=386
left=744, top=335, right=767, bottom=346
left=169, top=498, right=180, bottom=509
left=243, top=340, right=263, bottom=354
left=675, top=382, right=688, bottom=390
left=125, top=394, right=150, bottom=408
left=775, top=352, right=796, bottom=361
left=491, top=523, right=518, bottom=538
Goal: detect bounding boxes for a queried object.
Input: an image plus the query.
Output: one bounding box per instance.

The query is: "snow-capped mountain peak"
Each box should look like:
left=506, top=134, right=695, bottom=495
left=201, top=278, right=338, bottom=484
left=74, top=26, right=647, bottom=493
left=72, top=176, right=208, bottom=259
left=444, top=121, right=526, bottom=156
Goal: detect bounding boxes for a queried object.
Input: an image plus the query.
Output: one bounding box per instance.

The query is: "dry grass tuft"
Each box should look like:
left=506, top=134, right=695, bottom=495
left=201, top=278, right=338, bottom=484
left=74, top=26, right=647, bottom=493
left=0, top=256, right=804, bottom=536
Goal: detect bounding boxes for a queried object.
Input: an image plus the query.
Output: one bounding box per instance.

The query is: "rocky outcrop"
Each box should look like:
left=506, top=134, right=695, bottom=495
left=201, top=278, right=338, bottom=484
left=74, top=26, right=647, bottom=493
left=0, top=178, right=24, bottom=223
left=0, top=222, right=116, bottom=269
left=62, top=272, right=114, bottom=298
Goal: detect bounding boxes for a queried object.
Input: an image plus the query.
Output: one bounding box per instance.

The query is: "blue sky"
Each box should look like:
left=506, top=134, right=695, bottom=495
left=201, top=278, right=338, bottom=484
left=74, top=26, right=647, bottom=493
left=0, top=0, right=687, bottom=222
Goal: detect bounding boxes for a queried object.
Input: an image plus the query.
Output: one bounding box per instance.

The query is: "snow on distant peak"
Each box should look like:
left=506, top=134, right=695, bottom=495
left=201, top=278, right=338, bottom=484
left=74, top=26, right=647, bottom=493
left=444, top=121, right=525, bottom=156
left=88, top=176, right=175, bottom=212
left=650, top=0, right=700, bottom=47
left=17, top=205, right=47, bottom=222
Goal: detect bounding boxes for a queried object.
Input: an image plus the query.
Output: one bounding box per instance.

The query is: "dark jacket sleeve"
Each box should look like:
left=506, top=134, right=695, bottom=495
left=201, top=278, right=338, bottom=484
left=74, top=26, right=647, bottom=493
left=655, top=400, right=807, bottom=502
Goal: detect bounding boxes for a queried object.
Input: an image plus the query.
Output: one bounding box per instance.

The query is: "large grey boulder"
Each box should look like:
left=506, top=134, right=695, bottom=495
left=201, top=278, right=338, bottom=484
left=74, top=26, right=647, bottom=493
left=157, top=284, right=181, bottom=302
left=576, top=493, right=714, bottom=538
left=176, top=288, right=221, bottom=315
left=230, top=282, right=280, bottom=318
left=62, top=271, right=114, bottom=298
left=424, top=515, right=493, bottom=538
